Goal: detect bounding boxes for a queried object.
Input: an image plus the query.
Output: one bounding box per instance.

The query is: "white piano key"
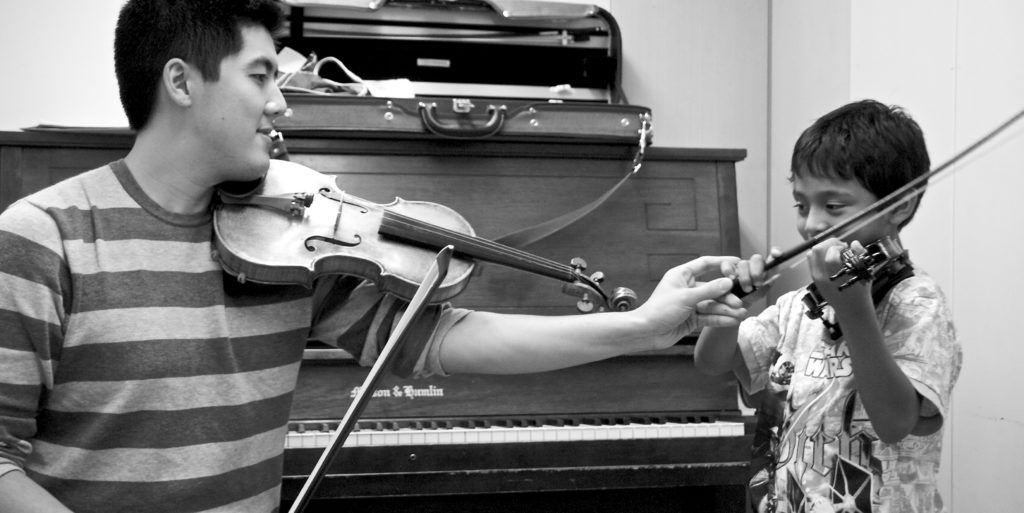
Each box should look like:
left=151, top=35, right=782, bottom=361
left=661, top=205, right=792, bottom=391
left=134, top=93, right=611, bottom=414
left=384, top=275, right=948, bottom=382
left=286, top=420, right=746, bottom=448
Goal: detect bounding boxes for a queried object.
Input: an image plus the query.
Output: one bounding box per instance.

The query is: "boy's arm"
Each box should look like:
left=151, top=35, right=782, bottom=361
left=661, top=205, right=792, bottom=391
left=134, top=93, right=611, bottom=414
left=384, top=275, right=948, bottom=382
left=695, top=252, right=769, bottom=377
left=694, top=327, right=745, bottom=376
left=810, top=240, right=920, bottom=443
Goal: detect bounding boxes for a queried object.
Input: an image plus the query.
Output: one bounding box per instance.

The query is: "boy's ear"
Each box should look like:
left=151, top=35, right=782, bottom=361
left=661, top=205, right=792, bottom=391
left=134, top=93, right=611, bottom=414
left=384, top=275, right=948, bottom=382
left=889, top=194, right=919, bottom=227
left=163, top=58, right=194, bottom=108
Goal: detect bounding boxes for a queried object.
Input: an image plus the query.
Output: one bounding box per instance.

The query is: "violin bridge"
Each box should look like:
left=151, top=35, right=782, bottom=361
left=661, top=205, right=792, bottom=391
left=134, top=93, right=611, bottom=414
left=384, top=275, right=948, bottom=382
left=334, top=190, right=345, bottom=234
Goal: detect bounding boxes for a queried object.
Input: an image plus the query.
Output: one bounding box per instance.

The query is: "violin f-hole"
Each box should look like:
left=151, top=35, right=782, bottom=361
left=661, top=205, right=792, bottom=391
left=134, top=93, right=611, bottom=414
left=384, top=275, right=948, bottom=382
left=305, top=234, right=363, bottom=250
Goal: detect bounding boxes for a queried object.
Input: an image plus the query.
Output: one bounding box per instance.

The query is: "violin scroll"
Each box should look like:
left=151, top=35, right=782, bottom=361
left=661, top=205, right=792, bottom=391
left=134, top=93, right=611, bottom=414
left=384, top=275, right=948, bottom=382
left=803, top=236, right=913, bottom=341
left=561, top=257, right=637, bottom=312
left=830, top=237, right=907, bottom=290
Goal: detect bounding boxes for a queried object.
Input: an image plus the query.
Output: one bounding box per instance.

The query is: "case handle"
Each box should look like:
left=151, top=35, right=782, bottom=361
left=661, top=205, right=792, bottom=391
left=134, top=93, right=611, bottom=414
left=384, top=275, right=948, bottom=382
left=418, top=101, right=508, bottom=138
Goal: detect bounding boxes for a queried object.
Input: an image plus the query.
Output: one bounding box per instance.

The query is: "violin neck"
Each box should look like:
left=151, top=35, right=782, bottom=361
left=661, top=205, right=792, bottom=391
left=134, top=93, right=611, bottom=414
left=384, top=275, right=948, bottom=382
left=380, top=211, right=578, bottom=284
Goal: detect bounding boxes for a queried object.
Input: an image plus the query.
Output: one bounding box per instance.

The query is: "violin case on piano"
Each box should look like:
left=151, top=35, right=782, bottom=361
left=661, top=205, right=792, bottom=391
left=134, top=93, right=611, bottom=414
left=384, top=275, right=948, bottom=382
left=272, top=0, right=652, bottom=144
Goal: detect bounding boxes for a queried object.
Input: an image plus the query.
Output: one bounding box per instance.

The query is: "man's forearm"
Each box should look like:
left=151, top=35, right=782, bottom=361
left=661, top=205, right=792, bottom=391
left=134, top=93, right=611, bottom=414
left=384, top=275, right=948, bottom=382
left=438, top=310, right=652, bottom=375
left=0, top=470, right=73, bottom=513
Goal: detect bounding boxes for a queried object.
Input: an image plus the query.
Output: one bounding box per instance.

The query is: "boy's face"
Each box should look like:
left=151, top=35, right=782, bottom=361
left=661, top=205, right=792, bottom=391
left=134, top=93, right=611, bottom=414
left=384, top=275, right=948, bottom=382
left=792, top=172, right=897, bottom=245
left=189, top=24, right=286, bottom=183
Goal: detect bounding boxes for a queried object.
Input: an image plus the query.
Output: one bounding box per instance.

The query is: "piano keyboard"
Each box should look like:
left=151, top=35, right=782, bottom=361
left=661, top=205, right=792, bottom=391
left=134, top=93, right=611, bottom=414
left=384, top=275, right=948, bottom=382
left=286, top=416, right=746, bottom=449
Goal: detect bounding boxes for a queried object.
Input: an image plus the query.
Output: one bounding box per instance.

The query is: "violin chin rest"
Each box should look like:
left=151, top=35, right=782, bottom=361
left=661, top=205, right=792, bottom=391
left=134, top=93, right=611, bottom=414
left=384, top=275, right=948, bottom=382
left=216, top=178, right=265, bottom=199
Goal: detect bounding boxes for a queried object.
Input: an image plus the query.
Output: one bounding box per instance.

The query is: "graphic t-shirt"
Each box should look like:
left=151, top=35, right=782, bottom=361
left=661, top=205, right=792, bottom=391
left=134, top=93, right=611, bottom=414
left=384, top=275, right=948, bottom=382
left=737, top=273, right=961, bottom=513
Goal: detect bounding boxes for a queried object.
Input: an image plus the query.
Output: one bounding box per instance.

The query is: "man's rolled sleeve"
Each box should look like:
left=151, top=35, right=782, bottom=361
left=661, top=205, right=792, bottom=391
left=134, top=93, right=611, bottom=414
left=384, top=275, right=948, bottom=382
left=307, top=277, right=473, bottom=378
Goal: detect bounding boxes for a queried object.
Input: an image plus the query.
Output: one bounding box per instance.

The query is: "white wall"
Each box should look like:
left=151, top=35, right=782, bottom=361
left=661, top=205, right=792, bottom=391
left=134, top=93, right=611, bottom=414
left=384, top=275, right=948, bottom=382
left=612, top=0, right=769, bottom=257
left=773, top=1, right=1024, bottom=511
left=0, top=0, right=126, bottom=129
left=768, top=0, right=851, bottom=297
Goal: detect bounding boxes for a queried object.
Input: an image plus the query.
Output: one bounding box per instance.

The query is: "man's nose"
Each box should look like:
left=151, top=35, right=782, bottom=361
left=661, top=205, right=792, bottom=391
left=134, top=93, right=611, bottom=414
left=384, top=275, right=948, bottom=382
left=265, top=87, right=289, bottom=120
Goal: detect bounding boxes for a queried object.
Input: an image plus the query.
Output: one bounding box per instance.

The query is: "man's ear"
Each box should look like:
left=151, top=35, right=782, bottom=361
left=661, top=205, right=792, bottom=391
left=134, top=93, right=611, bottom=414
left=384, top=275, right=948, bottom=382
left=163, top=58, right=193, bottom=107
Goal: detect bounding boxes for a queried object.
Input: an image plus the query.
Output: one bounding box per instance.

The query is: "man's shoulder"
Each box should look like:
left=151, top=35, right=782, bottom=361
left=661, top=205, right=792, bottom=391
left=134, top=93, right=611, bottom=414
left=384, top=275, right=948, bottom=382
left=0, top=161, right=126, bottom=242
left=19, top=161, right=123, bottom=210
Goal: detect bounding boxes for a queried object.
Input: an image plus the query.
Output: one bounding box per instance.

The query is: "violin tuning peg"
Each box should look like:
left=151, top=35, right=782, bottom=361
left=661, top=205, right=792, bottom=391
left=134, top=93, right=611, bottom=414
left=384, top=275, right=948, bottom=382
left=589, top=271, right=605, bottom=284
left=575, top=295, right=595, bottom=313
left=569, top=257, right=588, bottom=272
left=611, top=287, right=638, bottom=311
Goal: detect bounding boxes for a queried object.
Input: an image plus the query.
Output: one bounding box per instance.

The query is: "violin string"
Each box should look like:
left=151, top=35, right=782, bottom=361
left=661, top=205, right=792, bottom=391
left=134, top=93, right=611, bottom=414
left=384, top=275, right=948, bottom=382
left=404, top=220, right=578, bottom=279
left=381, top=211, right=578, bottom=279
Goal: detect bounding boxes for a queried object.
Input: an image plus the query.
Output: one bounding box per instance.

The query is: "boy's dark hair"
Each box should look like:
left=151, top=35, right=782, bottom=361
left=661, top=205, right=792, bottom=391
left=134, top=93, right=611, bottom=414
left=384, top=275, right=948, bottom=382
left=791, top=99, right=931, bottom=228
left=114, top=0, right=284, bottom=130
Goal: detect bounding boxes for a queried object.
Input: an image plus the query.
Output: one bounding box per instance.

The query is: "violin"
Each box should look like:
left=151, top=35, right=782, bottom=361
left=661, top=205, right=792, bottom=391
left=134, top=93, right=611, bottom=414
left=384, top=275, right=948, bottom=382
left=212, top=134, right=637, bottom=312
left=801, top=236, right=913, bottom=341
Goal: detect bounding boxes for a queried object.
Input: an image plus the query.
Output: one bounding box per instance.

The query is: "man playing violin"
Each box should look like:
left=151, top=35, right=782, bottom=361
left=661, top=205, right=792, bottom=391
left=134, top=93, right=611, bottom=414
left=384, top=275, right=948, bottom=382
left=0, top=1, right=746, bottom=512
left=695, top=99, right=963, bottom=513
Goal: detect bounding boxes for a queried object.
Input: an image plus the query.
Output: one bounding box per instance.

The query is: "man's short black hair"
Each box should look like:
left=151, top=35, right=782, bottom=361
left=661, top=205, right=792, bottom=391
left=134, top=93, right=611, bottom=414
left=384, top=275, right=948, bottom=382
left=791, top=99, right=931, bottom=228
left=114, top=0, right=284, bottom=130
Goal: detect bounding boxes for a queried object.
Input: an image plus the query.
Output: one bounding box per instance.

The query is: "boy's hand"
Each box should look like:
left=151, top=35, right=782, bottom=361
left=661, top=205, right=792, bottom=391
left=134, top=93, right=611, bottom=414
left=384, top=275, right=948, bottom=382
left=722, top=247, right=781, bottom=301
left=808, top=239, right=873, bottom=315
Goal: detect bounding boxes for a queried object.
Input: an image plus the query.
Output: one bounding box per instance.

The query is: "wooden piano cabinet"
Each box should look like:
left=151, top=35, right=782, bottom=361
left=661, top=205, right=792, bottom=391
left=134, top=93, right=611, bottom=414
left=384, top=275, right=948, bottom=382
left=0, top=130, right=134, bottom=212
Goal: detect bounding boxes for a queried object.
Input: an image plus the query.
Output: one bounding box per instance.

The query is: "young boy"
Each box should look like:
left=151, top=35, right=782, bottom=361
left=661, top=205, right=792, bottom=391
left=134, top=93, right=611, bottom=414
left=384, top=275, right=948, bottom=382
left=695, top=100, right=962, bottom=513
left=0, top=1, right=744, bottom=511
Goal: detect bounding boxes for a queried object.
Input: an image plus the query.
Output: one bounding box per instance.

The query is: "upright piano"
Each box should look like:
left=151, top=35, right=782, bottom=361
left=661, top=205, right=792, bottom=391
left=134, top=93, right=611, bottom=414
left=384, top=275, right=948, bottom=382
left=0, top=129, right=749, bottom=512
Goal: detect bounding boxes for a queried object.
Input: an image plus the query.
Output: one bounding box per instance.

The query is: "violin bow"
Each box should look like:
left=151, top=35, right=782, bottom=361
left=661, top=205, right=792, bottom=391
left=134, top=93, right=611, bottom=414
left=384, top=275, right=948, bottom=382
left=288, top=245, right=454, bottom=513
left=744, top=105, right=1024, bottom=293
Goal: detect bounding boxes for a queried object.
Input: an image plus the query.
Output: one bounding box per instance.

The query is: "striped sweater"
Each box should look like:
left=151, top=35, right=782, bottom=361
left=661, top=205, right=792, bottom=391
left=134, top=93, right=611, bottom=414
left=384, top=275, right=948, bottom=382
left=0, top=160, right=463, bottom=512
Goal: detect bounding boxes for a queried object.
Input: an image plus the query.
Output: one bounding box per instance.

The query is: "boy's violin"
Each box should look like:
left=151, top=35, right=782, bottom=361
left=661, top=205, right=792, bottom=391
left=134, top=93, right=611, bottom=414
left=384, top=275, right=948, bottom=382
left=802, top=236, right=914, bottom=341
left=211, top=131, right=638, bottom=313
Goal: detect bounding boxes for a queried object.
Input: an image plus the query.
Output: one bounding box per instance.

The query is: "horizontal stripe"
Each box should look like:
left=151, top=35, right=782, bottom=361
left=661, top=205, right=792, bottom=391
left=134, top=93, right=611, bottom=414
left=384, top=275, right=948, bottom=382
left=0, top=270, right=63, bottom=321
left=48, top=360, right=302, bottom=414
left=0, top=234, right=67, bottom=300
left=26, top=165, right=135, bottom=211
left=30, top=448, right=283, bottom=513
left=75, top=270, right=232, bottom=312
left=63, top=298, right=313, bottom=347
left=0, top=347, right=47, bottom=386
left=0, top=307, right=64, bottom=352
left=0, top=270, right=63, bottom=326
left=64, top=239, right=220, bottom=274
left=56, top=330, right=306, bottom=383
left=52, top=205, right=214, bottom=241
left=39, top=392, right=294, bottom=449
left=49, top=206, right=211, bottom=242
left=199, top=485, right=280, bottom=513
left=73, top=270, right=312, bottom=312
left=0, top=200, right=66, bottom=257
left=0, top=383, right=43, bottom=417
left=31, top=425, right=287, bottom=481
